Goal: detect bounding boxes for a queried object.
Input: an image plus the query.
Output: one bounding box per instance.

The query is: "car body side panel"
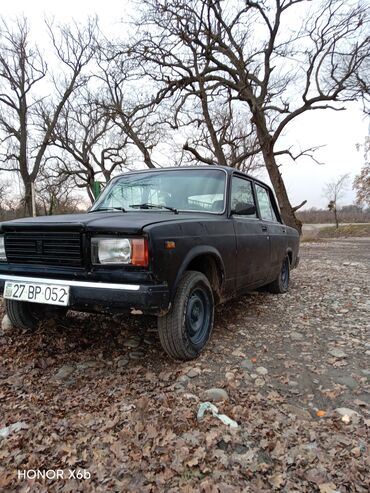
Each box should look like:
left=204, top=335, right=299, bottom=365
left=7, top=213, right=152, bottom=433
left=231, top=217, right=271, bottom=289
left=145, top=218, right=237, bottom=300
left=263, top=221, right=287, bottom=282
left=252, top=180, right=300, bottom=280
left=285, top=227, right=300, bottom=267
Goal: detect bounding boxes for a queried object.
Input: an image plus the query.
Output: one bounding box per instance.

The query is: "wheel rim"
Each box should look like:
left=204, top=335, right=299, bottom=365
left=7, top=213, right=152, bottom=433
left=281, top=257, right=289, bottom=290
left=185, top=287, right=211, bottom=347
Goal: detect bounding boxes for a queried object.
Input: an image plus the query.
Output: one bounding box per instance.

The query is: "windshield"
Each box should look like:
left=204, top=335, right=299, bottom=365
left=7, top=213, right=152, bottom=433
left=91, top=169, right=226, bottom=213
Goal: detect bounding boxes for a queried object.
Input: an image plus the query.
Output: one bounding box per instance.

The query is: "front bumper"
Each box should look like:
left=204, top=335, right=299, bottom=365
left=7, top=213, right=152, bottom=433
left=0, top=274, right=170, bottom=315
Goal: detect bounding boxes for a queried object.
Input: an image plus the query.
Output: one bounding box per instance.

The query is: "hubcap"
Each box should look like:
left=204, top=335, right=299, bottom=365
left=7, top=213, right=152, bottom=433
left=186, top=287, right=211, bottom=346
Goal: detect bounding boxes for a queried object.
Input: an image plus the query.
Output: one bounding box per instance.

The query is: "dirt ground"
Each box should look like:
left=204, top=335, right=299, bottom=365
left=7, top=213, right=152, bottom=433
left=0, top=238, right=369, bottom=492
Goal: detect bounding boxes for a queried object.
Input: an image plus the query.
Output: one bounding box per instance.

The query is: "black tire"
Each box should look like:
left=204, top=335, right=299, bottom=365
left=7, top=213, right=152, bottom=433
left=266, top=255, right=290, bottom=294
left=5, top=300, right=66, bottom=331
left=158, top=271, right=214, bottom=360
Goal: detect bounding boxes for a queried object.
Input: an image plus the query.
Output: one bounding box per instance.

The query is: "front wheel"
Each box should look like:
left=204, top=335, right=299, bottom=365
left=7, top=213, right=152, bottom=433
left=158, top=271, right=214, bottom=360
left=5, top=299, right=67, bottom=331
left=266, top=255, right=290, bottom=294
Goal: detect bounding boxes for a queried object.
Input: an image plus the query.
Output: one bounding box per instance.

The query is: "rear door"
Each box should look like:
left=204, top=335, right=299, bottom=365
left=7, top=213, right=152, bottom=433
left=254, top=184, right=287, bottom=281
left=231, top=175, right=270, bottom=291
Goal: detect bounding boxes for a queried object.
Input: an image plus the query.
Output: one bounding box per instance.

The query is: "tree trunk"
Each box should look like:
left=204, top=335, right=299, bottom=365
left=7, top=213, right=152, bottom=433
left=31, top=181, right=36, bottom=217
left=102, top=169, right=111, bottom=183
left=117, top=114, right=156, bottom=169
left=87, top=182, right=95, bottom=204
left=263, top=149, right=302, bottom=233
left=48, top=193, right=56, bottom=215
left=198, top=80, right=227, bottom=166
left=260, top=135, right=302, bottom=234
left=252, top=111, right=302, bottom=233
left=334, top=208, right=339, bottom=229
left=23, top=180, right=36, bottom=217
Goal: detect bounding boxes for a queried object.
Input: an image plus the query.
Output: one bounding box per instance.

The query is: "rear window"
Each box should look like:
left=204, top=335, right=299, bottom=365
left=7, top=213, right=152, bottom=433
left=255, top=184, right=278, bottom=222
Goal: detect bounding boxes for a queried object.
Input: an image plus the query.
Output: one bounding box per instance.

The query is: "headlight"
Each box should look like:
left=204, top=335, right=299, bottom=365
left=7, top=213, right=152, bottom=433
left=91, top=237, right=148, bottom=266
left=0, top=235, right=6, bottom=262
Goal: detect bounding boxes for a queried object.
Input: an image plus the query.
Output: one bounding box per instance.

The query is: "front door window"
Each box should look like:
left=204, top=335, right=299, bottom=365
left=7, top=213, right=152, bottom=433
left=231, top=177, right=257, bottom=217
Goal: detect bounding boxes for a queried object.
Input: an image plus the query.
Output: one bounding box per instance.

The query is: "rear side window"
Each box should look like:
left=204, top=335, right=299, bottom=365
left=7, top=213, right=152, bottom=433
left=255, top=184, right=278, bottom=222
left=231, top=176, right=257, bottom=217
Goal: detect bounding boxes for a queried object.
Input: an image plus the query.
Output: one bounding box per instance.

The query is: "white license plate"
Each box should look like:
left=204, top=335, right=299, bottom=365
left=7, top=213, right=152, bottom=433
left=4, top=281, right=70, bottom=306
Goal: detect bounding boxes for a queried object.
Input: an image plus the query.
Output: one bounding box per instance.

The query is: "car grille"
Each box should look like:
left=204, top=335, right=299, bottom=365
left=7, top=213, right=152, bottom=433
left=4, top=231, right=83, bottom=267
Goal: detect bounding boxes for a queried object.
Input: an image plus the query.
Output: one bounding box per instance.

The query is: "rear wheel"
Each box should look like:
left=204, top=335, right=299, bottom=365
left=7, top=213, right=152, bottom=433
left=158, top=271, right=214, bottom=360
left=266, top=255, right=290, bottom=294
left=5, top=299, right=66, bottom=331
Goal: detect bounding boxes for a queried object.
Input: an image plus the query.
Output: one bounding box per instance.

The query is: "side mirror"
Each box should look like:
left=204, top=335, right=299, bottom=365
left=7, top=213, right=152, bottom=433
left=232, top=202, right=256, bottom=216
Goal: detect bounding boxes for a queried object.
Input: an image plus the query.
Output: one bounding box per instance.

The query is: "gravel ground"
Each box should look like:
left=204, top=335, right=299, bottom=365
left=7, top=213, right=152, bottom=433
left=0, top=238, right=369, bottom=492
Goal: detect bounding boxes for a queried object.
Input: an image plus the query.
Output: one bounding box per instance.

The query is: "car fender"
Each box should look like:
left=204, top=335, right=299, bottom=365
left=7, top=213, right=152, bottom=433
left=172, top=245, right=226, bottom=299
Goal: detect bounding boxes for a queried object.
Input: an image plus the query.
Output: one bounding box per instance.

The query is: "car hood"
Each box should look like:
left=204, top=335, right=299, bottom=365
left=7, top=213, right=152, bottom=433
left=0, top=211, right=211, bottom=234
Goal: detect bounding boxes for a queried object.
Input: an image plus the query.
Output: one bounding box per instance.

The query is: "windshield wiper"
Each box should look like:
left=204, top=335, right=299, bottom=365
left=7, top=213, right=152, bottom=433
left=90, top=207, right=126, bottom=213
left=129, top=203, right=178, bottom=214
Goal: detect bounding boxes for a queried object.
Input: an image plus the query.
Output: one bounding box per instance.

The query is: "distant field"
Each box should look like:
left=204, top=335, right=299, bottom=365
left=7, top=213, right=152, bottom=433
left=318, top=223, right=370, bottom=238
left=302, top=223, right=370, bottom=241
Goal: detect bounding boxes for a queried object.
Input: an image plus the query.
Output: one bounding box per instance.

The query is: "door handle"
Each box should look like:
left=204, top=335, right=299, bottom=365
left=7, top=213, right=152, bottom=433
left=261, top=225, right=267, bottom=232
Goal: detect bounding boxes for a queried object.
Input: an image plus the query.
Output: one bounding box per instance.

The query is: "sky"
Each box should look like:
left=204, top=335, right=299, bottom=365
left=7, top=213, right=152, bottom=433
left=271, top=103, right=368, bottom=209
left=1, top=0, right=369, bottom=209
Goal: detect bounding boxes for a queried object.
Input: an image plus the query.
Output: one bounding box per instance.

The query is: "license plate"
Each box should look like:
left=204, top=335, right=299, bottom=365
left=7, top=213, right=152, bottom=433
left=4, top=281, right=70, bottom=306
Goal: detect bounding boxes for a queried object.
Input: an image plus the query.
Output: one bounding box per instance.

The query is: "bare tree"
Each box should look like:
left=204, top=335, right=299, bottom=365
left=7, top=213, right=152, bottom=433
left=0, top=17, right=97, bottom=216
left=356, top=48, right=370, bottom=115
left=0, top=179, right=11, bottom=211
left=324, top=174, right=350, bottom=228
left=35, top=170, right=81, bottom=215
left=0, top=179, right=9, bottom=200
left=47, top=88, right=129, bottom=203
left=96, top=28, right=263, bottom=176
left=130, top=0, right=370, bottom=232
left=185, top=110, right=263, bottom=172
left=165, top=42, right=261, bottom=170
left=353, top=84, right=370, bottom=206
left=0, top=178, right=23, bottom=220
left=97, top=50, right=167, bottom=170
left=354, top=160, right=370, bottom=207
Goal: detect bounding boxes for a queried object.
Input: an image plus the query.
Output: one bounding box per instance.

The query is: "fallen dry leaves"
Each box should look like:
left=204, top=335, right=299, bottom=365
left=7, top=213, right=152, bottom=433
left=0, top=238, right=369, bottom=492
